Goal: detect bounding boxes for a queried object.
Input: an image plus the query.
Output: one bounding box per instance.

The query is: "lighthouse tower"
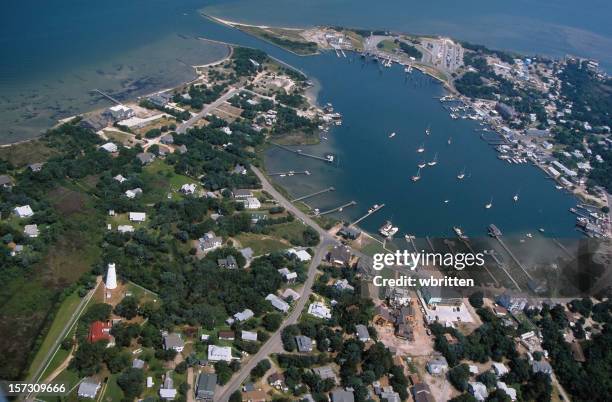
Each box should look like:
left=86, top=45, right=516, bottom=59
left=106, top=263, right=117, bottom=290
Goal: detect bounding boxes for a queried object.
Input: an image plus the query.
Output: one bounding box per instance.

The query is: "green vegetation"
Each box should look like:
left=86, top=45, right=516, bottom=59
left=397, top=40, right=423, bottom=59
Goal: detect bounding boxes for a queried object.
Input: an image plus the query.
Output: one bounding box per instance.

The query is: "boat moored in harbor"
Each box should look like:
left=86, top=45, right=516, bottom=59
left=379, top=221, right=399, bottom=237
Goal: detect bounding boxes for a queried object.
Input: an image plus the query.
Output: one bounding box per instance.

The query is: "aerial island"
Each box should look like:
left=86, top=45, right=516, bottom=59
left=0, top=16, right=610, bottom=402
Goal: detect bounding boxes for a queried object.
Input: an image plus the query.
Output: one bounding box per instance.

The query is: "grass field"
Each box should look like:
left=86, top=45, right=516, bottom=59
left=377, top=39, right=399, bottom=52
left=0, top=139, right=57, bottom=167
left=269, top=220, right=309, bottom=245
left=141, top=159, right=195, bottom=203
left=235, top=233, right=288, bottom=255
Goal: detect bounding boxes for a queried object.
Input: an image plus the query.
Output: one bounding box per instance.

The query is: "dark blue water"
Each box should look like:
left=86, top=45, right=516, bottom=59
left=0, top=1, right=583, bottom=237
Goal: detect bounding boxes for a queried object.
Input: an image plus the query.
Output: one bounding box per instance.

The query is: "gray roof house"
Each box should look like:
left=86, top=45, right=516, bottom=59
left=0, top=175, right=13, bottom=188
left=163, top=333, right=184, bottom=352
left=218, top=255, right=238, bottom=269
left=160, top=134, right=174, bottom=144
left=28, top=162, right=44, bottom=172
left=176, top=144, right=188, bottom=154
left=531, top=360, right=553, bottom=376
left=132, top=358, right=145, bottom=369
left=331, top=389, right=355, bottom=402
left=328, top=245, right=352, bottom=266
left=468, top=382, right=489, bottom=401
left=355, top=324, right=370, bottom=342
left=196, top=373, right=217, bottom=401
left=77, top=378, right=101, bottom=399
left=233, top=189, right=253, bottom=199
left=312, top=366, right=338, bottom=383
left=266, top=294, right=290, bottom=313
left=295, top=335, right=313, bottom=353
left=136, top=152, right=155, bottom=164
left=426, top=355, right=448, bottom=375
left=234, top=309, right=254, bottom=322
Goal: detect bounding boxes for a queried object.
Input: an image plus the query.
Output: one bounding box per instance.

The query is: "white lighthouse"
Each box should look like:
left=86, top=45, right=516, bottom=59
left=106, top=263, right=117, bottom=290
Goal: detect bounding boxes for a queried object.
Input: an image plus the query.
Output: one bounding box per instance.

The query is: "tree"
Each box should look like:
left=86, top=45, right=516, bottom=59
left=478, top=371, right=497, bottom=389
left=229, top=390, right=242, bottom=402
left=215, top=361, right=233, bottom=385
left=262, top=313, right=283, bottom=331
left=469, top=291, right=484, bottom=308
left=449, top=364, right=471, bottom=392
left=250, top=359, right=271, bottom=379
left=114, top=296, right=139, bottom=319
left=69, top=341, right=107, bottom=376
left=117, top=368, right=144, bottom=399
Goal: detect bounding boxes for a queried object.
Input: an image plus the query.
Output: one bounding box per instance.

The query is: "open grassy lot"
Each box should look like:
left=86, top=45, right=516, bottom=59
left=268, top=220, right=310, bottom=245
left=0, top=139, right=57, bottom=167
left=234, top=232, right=289, bottom=255
left=140, top=159, right=195, bottom=202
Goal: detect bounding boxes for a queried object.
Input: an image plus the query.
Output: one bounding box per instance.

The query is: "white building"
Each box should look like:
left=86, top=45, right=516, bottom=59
left=180, top=183, right=197, bottom=195
left=208, top=345, right=232, bottom=362
left=244, top=197, right=261, bottom=209
left=118, top=225, right=135, bottom=233
left=266, top=294, right=290, bottom=313
left=129, top=212, right=146, bottom=222
left=125, top=188, right=143, bottom=199
left=24, top=224, right=39, bottom=238
left=14, top=205, right=34, bottom=218
left=108, top=104, right=135, bottom=120
left=287, top=248, right=312, bottom=262
left=308, top=302, right=332, bottom=319
left=114, top=174, right=127, bottom=183
left=106, top=263, right=117, bottom=290
left=492, top=362, right=509, bottom=377
left=100, top=142, right=118, bottom=153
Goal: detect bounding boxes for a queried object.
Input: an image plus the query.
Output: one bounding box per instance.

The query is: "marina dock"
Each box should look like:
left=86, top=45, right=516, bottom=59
left=314, top=200, right=357, bottom=216
left=268, top=170, right=311, bottom=177
left=291, top=187, right=335, bottom=202
left=270, top=142, right=334, bottom=163
left=92, top=88, right=122, bottom=105
left=350, top=203, right=385, bottom=226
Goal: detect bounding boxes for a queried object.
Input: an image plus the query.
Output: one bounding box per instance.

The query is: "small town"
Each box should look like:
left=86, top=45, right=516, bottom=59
left=0, top=15, right=611, bottom=402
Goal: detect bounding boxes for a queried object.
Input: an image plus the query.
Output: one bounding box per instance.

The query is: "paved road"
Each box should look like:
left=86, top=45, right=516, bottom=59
left=176, top=87, right=240, bottom=134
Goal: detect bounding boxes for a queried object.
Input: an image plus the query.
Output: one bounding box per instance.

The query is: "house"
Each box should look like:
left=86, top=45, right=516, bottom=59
left=233, top=164, right=247, bottom=175
left=24, top=224, right=39, bottom=238
left=281, top=288, right=301, bottom=301
left=88, top=321, right=113, bottom=343
left=419, top=286, right=462, bottom=306
left=147, top=377, right=154, bottom=388
left=136, top=152, right=155, bottom=164
left=295, top=335, right=313, bottom=353
left=220, top=126, right=233, bottom=135
left=28, top=162, right=44, bottom=172
left=334, top=279, right=354, bottom=292
left=132, top=358, right=145, bottom=369
left=386, top=287, right=411, bottom=307
left=531, top=360, right=553, bottom=376
left=373, top=305, right=395, bottom=327
left=176, top=144, right=188, bottom=154
left=77, top=378, right=101, bottom=399
left=125, top=188, right=143, bottom=199
left=180, top=183, right=197, bottom=195
left=411, top=383, right=435, bottom=402
left=160, top=134, right=174, bottom=144
left=240, top=247, right=254, bottom=262
left=100, top=142, right=118, bottom=153
left=114, top=174, right=127, bottom=183
left=199, top=232, right=222, bottom=252
left=218, top=255, right=238, bottom=269
left=233, top=189, right=253, bottom=199
left=208, top=345, right=232, bottom=362
left=328, top=245, right=352, bottom=266
left=163, top=333, right=185, bottom=352
left=233, top=309, right=254, bottom=322
left=355, top=324, right=370, bottom=342
left=148, top=92, right=172, bottom=107
left=496, top=102, right=517, bottom=120
left=337, top=225, right=361, bottom=240
left=0, top=175, right=13, bottom=188
left=160, top=372, right=177, bottom=400
left=308, top=302, right=331, bottom=319
left=426, top=355, right=448, bottom=375
left=468, top=382, right=488, bottom=401
left=108, top=104, right=134, bottom=120
left=380, top=390, right=401, bottom=402
left=14, top=205, right=34, bottom=218
left=244, top=197, right=261, bottom=209
left=129, top=212, right=146, bottom=222
left=496, top=382, right=517, bottom=401
left=241, top=390, right=266, bottom=402
left=219, top=331, right=235, bottom=341
left=395, top=324, right=414, bottom=341
left=196, top=373, right=217, bottom=401
left=312, top=366, right=338, bottom=383
left=242, top=331, right=258, bottom=342
left=266, top=294, right=290, bottom=313
left=492, top=362, right=509, bottom=377
left=278, top=267, right=297, bottom=283
left=331, top=389, right=355, bottom=402
left=118, top=225, right=135, bottom=233
left=287, top=248, right=311, bottom=262
left=268, top=372, right=285, bottom=389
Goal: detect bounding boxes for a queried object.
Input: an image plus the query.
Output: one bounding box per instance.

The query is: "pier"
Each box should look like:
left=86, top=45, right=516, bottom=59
left=268, top=171, right=311, bottom=177
left=404, top=234, right=418, bottom=253
left=480, top=132, right=508, bottom=145
left=270, top=142, right=334, bottom=163
left=350, top=204, right=385, bottom=226
left=92, top=88, right=122, bottom=105
left=493, top=235, right=534, bottom=281
left=313, top=201, right=357, bottom=216
left=291, top=187, right=335, bottom=202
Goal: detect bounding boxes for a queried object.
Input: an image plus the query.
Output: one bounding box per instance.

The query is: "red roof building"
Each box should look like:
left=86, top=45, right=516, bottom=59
left=88, top=321, right=113, bottom=343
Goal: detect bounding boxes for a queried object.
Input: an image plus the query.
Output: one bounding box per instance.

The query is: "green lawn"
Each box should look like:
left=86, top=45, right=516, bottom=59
left=235, top=233, right=288, bottom=255
left=269, top=221, right=309, bottom=245
left=140, top=159, right=195, bottom=203
left=102, top=373, right=124, bottom=402
left=360, top=241, right=387, bottom=257
left=28, top=291, right=81, bottom=378
left=377, top=39, right=399, bottom=52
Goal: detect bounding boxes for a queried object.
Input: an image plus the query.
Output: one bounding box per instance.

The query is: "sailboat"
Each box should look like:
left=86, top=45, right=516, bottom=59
left=418, top=161, right=427, bottom=169
left=428, top=153, right=438, bottom=166
left=425, top=125, right=431, bottom=136
left=416, top=143, right=425, bottom=153
left=448, top=137, right=452, bottom=145
left=389, top=132, right=396, bottom=138
left=485, top=197, right=493, bottom=209
left=411, top=168, right=421, bottom=182
left=513, top=192, right=519, bottom=202
left=457, top=168, right=466, bottom=180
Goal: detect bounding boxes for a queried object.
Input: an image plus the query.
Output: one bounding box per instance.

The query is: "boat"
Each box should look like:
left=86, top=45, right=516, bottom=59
left=513, top=193, right=519, bottom=202
left=448, top=137, right=452, bottom=145
left=485, top=197, right=493, bottom=209
left=379, top=221, right=399, bottom=237
left=428, top=153, right=438, bottom=166
left=444, top=199, right=450, bottom=203
left=389, top=132, right=396, bottom=138
left=453, top=226, right=469, bottom=240
left=425, top=125, right=431, bottom=136
left=457, top=168, right=466, bottom=180
left=416, top=143, right=425, bottom=153
left=526, top=233, right=533, bottom=238
left=539, top=228, right=545, bottom=233
left=418, top=161, right=427, bottom=169
left=411, top=167, right=421, bottom=182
